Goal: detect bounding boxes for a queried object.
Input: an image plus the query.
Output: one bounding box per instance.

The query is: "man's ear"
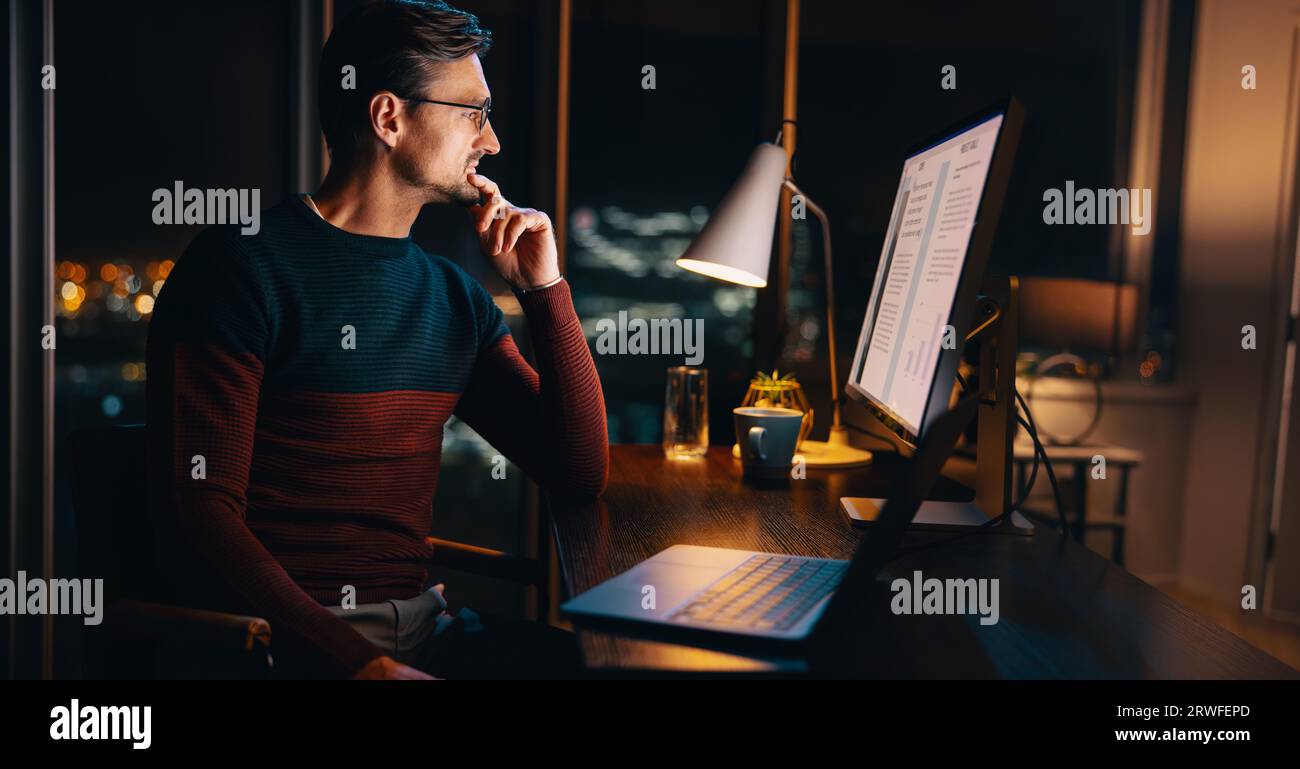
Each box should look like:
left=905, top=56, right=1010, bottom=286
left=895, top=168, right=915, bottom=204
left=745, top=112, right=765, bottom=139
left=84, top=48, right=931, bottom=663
left=368, top=91, right=404, bottom=151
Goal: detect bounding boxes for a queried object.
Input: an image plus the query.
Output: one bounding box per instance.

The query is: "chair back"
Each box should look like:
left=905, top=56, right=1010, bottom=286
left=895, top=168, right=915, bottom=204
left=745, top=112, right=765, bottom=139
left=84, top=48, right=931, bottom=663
left=65, top=424, right=161, bottom=603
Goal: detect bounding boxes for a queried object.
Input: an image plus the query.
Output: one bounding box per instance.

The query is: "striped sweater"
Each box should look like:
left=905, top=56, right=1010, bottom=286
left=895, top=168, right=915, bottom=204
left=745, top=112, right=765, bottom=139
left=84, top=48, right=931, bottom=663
left=145, top=194, right=608, bottom=677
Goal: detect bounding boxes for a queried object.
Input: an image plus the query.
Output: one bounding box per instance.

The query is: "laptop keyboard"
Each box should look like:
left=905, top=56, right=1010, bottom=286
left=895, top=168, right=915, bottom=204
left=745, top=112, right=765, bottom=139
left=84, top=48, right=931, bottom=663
left=668, top=555, right=847, bottom=631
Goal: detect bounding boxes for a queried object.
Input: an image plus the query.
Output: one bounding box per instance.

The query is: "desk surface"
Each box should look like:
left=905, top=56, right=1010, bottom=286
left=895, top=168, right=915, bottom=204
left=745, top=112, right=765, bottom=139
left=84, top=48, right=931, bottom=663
left=546, top=445, right=1297, bottom=678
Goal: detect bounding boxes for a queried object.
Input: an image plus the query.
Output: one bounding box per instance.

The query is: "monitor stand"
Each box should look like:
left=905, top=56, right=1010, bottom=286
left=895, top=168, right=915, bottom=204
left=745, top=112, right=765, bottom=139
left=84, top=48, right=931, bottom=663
left=840, top=275, right=1032, bottom=536
left=841, top=497, right=1033, bottom=532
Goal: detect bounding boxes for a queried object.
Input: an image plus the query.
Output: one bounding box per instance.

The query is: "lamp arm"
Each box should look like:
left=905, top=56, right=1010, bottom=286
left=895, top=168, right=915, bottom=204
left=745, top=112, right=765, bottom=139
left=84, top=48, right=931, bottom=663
left=782, top=179, right=843, bottom=430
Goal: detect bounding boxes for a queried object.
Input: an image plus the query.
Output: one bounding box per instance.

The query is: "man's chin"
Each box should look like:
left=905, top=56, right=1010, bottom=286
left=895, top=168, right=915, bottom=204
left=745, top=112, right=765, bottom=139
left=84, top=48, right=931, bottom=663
left=454, top=185, right=483, bottom=207
left=434, top=182, right=482, bottom=207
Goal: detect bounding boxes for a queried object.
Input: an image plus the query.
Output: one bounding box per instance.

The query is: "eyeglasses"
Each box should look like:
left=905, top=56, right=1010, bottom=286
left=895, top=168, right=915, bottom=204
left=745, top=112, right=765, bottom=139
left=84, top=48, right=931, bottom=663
left=402, top=95, right=492, bottom=133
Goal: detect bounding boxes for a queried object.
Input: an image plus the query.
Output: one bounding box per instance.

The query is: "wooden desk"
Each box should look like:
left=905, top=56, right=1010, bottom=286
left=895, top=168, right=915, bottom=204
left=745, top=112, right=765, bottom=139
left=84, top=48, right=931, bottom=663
left=545, top=445, right=1298, bottom=679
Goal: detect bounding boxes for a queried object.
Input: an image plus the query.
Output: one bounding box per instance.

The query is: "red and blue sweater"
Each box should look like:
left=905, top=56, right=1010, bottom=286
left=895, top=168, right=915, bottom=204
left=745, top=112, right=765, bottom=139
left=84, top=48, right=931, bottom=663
left=146, top=194, right=608, bottom=677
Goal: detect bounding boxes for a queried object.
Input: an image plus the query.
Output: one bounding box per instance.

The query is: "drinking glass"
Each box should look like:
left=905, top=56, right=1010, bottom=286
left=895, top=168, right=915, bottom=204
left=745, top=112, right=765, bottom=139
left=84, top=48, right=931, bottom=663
left=663, top=366, right=708, bottom=458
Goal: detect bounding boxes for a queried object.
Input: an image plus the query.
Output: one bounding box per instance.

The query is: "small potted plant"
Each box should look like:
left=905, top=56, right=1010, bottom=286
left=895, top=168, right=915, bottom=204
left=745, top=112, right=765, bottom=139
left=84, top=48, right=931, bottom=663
left=732, top=369, right=813, bottom=457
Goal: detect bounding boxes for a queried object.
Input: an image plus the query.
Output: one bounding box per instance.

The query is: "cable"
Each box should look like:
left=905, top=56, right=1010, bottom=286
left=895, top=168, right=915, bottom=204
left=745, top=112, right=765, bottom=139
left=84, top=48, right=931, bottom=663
left=887, top=386, right=1069, bottom=562
left=1013, top=425, right=1039, bottom=511
left=1012, top=393, right=1039, bottom=512
left=1015, top=386, right=1070, bottom=538
left=1013, top=384, right=1066, bottom=535
left=960, top=361, right=1041, bottom=511
left=964, top=372, right=1034, bottom=505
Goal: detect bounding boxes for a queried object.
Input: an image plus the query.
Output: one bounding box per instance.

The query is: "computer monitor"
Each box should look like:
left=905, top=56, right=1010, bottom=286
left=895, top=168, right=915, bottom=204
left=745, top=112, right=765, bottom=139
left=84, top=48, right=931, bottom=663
left=846, top=99, right=1023, bottom=451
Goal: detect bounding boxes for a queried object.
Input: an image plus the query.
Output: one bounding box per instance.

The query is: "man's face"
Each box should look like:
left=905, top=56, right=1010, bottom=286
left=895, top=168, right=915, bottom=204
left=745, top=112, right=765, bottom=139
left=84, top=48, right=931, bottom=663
left=390, top=54, right=500, bottom=205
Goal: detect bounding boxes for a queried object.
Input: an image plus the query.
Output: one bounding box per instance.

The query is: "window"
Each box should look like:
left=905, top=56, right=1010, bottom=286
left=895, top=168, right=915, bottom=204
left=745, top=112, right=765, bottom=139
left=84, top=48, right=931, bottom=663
left=567, top=0, right=770, bottom=444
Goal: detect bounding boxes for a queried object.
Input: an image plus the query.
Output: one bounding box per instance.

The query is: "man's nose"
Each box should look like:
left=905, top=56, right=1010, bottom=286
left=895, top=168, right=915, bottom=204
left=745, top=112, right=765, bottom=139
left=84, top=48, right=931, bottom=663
left=476, top=120, right=501, bottom=155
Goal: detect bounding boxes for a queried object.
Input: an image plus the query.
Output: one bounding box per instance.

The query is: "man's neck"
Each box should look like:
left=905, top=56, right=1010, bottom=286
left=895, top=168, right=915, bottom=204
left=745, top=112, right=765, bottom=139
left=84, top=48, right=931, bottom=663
left=309, top=161, right=425, bottom=238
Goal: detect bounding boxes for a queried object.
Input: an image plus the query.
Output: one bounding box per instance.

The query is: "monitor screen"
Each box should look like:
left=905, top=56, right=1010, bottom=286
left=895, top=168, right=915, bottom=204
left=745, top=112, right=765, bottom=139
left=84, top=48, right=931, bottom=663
left=848, top=113, right=1006, bottom=437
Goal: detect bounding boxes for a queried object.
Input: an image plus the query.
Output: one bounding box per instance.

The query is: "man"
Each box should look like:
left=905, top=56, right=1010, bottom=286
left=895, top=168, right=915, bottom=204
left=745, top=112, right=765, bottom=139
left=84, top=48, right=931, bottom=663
left=146, top=0, right=608, bottom=679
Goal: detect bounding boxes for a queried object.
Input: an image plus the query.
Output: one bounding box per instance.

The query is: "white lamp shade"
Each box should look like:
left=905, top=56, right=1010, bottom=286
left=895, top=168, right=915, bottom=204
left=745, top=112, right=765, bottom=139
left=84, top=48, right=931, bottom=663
left=676, top=142, right=787, bottom=288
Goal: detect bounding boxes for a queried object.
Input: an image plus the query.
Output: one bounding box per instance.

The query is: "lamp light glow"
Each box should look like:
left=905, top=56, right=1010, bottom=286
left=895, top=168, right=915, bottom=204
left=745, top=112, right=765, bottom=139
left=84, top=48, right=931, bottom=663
left=675, top=258, right=767, bottom=288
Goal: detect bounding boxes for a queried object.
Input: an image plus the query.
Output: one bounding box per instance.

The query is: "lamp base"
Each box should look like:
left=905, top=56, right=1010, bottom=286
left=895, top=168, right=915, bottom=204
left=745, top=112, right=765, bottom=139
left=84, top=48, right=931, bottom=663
left=795, top=439, right=873, bottom=468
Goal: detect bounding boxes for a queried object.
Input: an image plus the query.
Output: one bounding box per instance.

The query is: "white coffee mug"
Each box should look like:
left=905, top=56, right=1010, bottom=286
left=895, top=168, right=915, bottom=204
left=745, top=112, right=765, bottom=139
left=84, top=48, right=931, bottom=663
left=733, top=406, right=802, bottom=479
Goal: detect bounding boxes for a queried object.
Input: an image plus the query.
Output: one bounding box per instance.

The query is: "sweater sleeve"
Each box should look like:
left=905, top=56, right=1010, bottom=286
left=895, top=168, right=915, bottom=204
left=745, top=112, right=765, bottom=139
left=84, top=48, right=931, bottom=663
left=453, top=278, right=609, bottom=499
left=146, top=227, right=384, bottom=678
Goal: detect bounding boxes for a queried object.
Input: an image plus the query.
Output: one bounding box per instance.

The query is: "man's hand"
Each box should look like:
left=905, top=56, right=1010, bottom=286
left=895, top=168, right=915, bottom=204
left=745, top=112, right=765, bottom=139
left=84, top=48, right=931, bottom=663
left=351, top=584, right=448, bottom=679
left=467, top=173, right=560, bottom=290
left=352, top=655, right=438, bottom=680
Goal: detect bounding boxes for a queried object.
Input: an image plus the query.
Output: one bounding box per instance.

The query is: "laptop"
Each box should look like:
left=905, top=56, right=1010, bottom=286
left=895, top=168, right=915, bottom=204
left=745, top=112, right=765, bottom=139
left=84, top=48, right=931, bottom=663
left=560, top=390, right=982, bottom=646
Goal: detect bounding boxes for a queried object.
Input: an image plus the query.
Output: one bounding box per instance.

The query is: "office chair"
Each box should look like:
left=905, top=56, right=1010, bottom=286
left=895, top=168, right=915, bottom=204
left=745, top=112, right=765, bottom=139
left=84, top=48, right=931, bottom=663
left=65, top=424, right=549, bottom=679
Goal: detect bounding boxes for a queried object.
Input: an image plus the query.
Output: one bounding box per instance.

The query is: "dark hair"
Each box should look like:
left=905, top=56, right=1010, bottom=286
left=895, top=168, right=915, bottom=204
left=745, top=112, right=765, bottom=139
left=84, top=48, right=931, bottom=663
left=318, top=0, right=492, bottom=164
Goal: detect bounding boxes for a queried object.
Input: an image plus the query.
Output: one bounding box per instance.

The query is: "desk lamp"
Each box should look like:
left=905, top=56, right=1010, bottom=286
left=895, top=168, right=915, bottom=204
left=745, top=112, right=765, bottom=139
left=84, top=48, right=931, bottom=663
left=676, top=142, right=873, bottom=468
